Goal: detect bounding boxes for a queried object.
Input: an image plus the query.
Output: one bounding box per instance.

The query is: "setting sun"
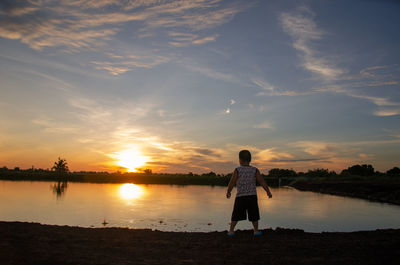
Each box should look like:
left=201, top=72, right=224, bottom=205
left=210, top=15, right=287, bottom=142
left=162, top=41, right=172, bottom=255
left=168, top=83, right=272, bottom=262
left=115, top=148, right=148, bottom=172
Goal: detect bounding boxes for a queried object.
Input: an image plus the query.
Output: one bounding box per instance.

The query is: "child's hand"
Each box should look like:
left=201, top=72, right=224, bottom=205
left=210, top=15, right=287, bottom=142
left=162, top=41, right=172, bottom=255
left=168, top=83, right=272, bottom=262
left=226, top=191, right=231, bottom=199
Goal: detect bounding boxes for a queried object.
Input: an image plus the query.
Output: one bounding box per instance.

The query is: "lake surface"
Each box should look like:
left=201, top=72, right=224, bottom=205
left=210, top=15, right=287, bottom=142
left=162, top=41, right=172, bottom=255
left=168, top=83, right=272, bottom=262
left=1, top=180, right=399, bottom=232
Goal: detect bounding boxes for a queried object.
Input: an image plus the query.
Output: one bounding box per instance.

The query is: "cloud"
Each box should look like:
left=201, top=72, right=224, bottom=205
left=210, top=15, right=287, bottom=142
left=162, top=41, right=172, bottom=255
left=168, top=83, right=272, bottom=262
left=344, top=65, right=400, bottom=87
left=56, top=93, right=236, bottom=173
left=253, top=121, right=274, bottom=129
left=256, top=148, right=293, bottom=162
left=140, top=141, right=234, bottom=173
left=0, top=1, right=250, bottom=78
left=280, top=7, right=345, bottom=80
left=373, top=109, right=400, bottom=116
left=279, top=7, right=400, bottom=116
left=91, top=52, right=170, bottom=75
left=366, top=81, right=399, bottom=86
left=18, top=69, right=72, bottom=92
left=293, top=138, right=400, bottom=158
left=192, top=148, right=222, bottom=158
left=252, top=78, right=275, bottom=92
left=314, top=85, right=400, bottom=116
left=184, top=62, right=242, bottom=84
left=91, top=65, right=131, bottom=75
left=32, top=117, right=79, bottom=134
left=5, top=6, right=38, bottom=16
left=0, top=0, right=247, bottom=52
left=252, top=77, right=314, bottom=97
left=144, top=3, right=247, bottom=30
left=359, top=153, right=373, bottom=159
left=192, top=34, right=219, bottom=45
left=347, top=93, right=398, bottom=107
left=168, top=32, right=219, bottom=47
left=293, top=141, right=336, bottom=156
left=271, top=137, right=400, bottom=172
left=268, top=158, right=321, bottom=163
left=314, top=85, right=398, bottom=107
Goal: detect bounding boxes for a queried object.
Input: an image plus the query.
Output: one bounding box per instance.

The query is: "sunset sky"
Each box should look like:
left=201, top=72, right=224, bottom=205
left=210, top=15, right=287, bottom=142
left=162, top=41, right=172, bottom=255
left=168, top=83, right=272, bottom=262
left=0, top=0, right=399, bottom=173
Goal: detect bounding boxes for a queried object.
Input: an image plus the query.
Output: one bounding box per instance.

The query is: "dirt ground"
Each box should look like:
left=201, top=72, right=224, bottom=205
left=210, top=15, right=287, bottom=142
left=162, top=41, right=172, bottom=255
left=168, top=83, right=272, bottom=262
left=1, top=221, right=399, bottom=265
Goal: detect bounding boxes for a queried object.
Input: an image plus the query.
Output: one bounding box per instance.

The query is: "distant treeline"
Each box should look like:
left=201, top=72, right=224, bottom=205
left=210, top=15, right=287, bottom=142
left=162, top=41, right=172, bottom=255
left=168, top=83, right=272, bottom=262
left=0, top=164, right=399, bottom=186
left=0, top=168, right=234, bottom=186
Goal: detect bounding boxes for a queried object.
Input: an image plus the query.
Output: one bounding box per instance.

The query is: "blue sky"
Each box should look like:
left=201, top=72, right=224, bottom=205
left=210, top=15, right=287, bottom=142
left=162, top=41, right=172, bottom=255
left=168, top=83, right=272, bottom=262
left=0, top=0, right=399, bottom=173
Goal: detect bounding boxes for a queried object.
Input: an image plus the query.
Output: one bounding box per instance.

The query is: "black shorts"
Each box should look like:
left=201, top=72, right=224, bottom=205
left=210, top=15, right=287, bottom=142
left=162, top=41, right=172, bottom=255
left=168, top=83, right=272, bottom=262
left=231, top=195, right=260, bottom=222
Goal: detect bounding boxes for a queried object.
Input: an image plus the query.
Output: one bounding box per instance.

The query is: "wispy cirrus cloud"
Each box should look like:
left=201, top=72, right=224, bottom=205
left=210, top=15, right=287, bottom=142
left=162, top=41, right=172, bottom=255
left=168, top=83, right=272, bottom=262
left=280, top=6, right=345, bottom=80
left=184, top=62, right=243, bottom=84
left=252, top=78, right=313, bottom=97
left=373, top=109, right=400, bottom=117
left=0, top=0, right=249, bottom=76
left=252, top=78, right=275, bottom=92
left=144, top=2, right=247, bottom=30
left=91, top=51, right=170, bottom=75
left=168, top=32, right=219, bottom=47
left=277, top=6, right=400, bottom=116
left=313, top=83, right=400, bottom=116
left=0, top=0, right=246, bottom=51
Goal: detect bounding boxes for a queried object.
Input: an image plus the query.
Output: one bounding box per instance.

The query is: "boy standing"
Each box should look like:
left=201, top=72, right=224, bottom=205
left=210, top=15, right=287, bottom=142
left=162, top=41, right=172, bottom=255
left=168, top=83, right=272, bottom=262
left=226, top=150, right=272, bottom=236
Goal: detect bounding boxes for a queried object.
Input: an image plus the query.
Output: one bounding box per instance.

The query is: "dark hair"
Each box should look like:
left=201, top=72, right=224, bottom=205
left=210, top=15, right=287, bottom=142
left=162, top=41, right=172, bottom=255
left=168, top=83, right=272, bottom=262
left=239, top=150, right=251, bottom=163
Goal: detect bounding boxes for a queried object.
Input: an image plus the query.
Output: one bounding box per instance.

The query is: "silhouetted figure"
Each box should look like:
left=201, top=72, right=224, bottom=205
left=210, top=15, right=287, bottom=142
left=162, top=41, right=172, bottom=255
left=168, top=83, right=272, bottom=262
left=226, top=150, right=272, bottom=236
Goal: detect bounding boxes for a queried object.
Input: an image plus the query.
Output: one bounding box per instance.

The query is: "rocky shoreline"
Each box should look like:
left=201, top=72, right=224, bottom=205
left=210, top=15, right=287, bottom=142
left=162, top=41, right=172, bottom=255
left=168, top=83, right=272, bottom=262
left=1, top=221, right=399, bottom=265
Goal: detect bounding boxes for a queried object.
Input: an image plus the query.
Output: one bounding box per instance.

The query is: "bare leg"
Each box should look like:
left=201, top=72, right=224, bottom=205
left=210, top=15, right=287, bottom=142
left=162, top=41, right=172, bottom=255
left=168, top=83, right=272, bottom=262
left=229, top=221, right=238, bottom=233
left=252, top=221, right=259, bottom=233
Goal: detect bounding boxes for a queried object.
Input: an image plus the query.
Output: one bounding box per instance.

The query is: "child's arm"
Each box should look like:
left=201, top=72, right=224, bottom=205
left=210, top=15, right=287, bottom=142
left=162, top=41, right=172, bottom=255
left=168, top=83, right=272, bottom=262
left=256, top=169, right=272, bottom=198
left=226, top=169, right=238, bottom=198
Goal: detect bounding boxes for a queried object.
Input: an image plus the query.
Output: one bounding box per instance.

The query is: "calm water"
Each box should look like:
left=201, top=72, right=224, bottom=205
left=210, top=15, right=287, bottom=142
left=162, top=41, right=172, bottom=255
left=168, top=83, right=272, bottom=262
left=0, top=180, right=399, bottom=232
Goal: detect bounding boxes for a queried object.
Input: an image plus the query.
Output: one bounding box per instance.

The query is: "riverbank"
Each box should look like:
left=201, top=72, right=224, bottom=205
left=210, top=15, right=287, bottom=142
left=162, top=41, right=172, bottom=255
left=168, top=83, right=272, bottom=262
left=292, top=179, right=400, bottom=205
left=1, top=222, right=399, bottom=265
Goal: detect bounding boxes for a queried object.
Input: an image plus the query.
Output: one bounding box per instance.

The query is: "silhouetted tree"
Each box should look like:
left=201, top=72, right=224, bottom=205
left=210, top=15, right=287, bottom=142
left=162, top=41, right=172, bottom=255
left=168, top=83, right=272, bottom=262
left=268, top=168, right=297, bottom=178
left=52, top=157, right=69, bottom=173
left=342, top=164, right=374, bottom=176
left=202, top=171, right=216, bottom=177
left=387, top=167, right=400, bottom=176
left=305, top=168, right=332, bottom=178
left=144, top=168, right=152, bottom=175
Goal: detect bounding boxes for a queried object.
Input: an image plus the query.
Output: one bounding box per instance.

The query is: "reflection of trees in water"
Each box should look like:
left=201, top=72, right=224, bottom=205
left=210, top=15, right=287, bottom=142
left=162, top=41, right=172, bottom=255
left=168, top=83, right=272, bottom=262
left=52, top=181, right=68, bottom=199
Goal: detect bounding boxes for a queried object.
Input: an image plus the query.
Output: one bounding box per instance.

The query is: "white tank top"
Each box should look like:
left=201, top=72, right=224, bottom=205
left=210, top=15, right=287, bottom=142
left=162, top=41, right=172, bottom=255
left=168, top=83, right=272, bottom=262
left=236, top=166, right=258, bottom=197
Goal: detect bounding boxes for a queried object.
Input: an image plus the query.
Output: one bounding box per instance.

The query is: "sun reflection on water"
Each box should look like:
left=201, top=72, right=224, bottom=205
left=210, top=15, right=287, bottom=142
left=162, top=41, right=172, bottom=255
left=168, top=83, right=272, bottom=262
left=119, top=183, right=144, bottom=200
